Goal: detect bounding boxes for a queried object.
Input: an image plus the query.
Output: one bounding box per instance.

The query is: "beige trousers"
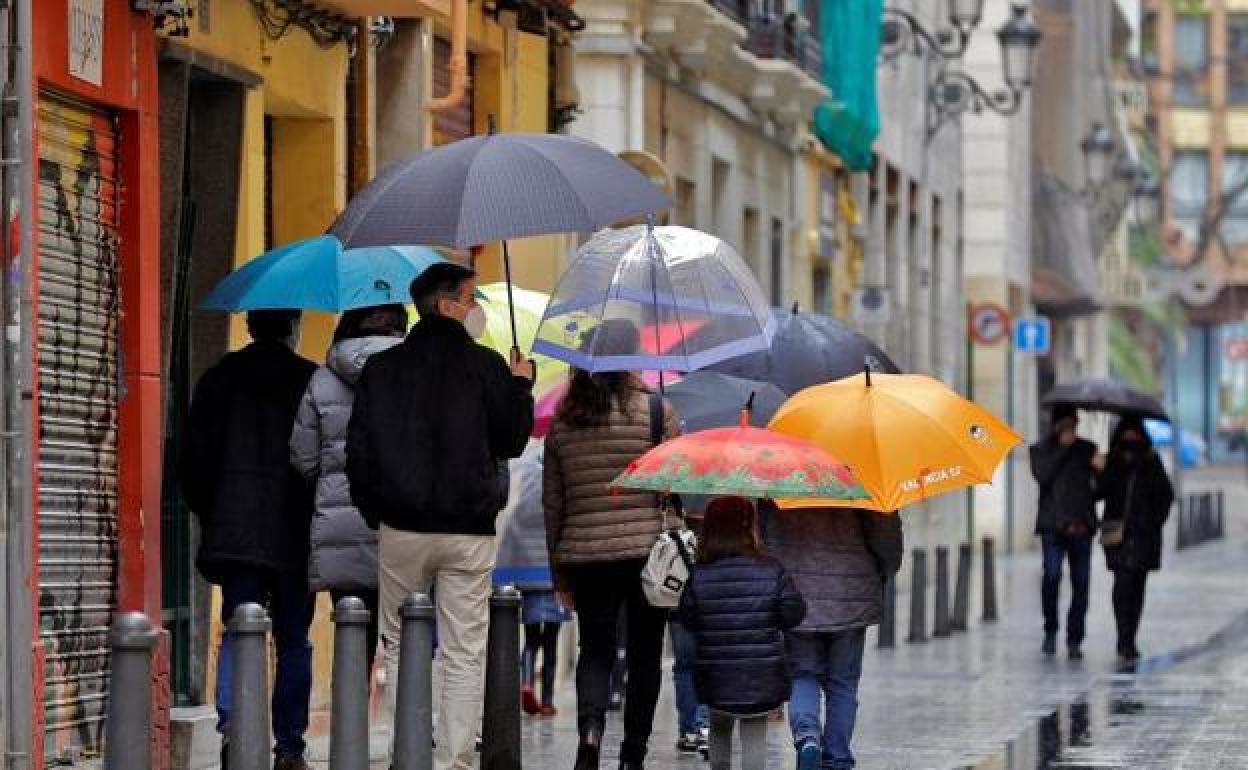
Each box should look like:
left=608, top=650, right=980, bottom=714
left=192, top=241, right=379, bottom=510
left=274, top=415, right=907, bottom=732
left=379, top=525, right=495, bottom=770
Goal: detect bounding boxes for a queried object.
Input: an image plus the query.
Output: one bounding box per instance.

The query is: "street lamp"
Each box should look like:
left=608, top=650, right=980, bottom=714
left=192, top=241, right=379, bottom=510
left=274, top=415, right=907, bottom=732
left=881, top=0, right=988, bottom=61
left=997, top=3, right=1043, bottom=91
left=925, top=4, right=1042, bottom=141
left=1130, top=171, right=1162, bottom=225
left=1080, top=123, right=1117, bottom=188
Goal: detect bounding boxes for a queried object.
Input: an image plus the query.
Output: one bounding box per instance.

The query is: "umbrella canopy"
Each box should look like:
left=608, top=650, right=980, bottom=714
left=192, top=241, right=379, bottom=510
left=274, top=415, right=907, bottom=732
left=200, top=236, right=449, bottom=313
left=1042, top=379, right=1168, bottom=421
left=330, top=132, right=672, bottom=250
left=666, top=371, right=787, bottom=433
left=709, top=305, right=900, bottom=394
left=533, top=225, right=775, bottom=373
left=769, top=373, right=1022, bottom=512
left=1144, top=418, right=1207, bottom=468
left=614, top=413, right=869, bottom=501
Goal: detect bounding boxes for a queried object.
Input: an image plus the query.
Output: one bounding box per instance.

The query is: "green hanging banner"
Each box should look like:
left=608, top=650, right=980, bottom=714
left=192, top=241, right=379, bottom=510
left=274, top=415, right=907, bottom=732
left=814, top=0, right=883, bottom=171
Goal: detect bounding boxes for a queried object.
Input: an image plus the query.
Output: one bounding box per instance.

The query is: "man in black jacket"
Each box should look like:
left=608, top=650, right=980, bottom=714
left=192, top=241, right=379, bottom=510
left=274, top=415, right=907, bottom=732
left=1029, top=404, right=1102, bottom=660
left=183, top=309, right=317, bottom=770
left=347, top=262, right=533, bottom=770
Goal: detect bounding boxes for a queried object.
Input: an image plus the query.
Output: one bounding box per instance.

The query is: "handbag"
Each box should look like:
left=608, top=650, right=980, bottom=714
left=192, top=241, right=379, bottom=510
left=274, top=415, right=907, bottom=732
left=1100, top=471, right=1136, bottom=547
left=639, top=393, right=698, bottom=608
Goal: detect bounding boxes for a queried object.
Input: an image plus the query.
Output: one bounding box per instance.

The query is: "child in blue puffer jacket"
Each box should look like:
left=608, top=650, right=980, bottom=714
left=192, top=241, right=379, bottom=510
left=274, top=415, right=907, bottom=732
left=677, top=496, right=806, bottom=770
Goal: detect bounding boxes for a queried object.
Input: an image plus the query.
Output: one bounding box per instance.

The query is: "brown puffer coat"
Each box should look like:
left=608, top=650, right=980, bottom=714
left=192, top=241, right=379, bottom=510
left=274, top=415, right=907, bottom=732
left=543, top=390, right=680, bottom=566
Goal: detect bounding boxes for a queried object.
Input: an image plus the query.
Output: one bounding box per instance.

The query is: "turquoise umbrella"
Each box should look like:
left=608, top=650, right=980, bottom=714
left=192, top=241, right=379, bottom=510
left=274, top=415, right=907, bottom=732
left=200, top=235, right=449, bottom=312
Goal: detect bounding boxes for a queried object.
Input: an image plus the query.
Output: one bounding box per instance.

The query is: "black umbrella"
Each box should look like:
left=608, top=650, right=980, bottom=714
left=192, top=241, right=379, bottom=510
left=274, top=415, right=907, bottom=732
left=1042, top=379, right=1169, bottom=421
left=707, top=304, right=900, bottom=395
left=330, top=131, right=672, bottom=346
left=666, top=371, right=787, bottom=433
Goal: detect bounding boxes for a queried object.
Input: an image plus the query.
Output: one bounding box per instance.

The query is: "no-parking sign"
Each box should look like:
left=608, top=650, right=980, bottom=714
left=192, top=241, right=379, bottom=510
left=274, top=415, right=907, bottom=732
left=968, top=303, right=1010, bottom=346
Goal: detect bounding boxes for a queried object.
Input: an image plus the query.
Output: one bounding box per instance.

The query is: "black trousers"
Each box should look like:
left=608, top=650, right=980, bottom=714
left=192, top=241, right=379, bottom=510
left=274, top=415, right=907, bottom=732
left=566, top=559, right=669, bottom=764
left=1111, top=569, right=1149, bottom=654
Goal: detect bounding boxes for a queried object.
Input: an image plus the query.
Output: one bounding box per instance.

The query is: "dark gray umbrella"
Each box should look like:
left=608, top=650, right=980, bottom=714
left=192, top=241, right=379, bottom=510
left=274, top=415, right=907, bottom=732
left=666, top=371, right=787, bottom=433
left=707, top=305, right=900, bottom=395
left=330, top=132, right=670, bottom=346
left=1042, top=379, right=1168, bottom=421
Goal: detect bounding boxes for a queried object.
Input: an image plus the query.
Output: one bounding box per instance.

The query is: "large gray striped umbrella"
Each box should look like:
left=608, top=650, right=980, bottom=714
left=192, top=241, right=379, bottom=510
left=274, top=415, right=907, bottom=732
left=330, top=132, right=671, bottom=344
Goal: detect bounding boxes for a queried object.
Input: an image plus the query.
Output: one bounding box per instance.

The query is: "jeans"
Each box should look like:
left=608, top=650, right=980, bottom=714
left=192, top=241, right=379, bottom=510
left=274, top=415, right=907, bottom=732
left=566, top=559, right=669, bottom=764
left=379, top=527, right=494, bottom=770
left=708, top=710, right=768, bottom=770
left=670, top=620, right=709, bottom=734
left=215, top=567, right=315, bottom=759
left=1112, top=568, right=1149, bottom=654
left=787, top=628, right=866, bottom=770
left=1041, top=532, right=1092, bottom=645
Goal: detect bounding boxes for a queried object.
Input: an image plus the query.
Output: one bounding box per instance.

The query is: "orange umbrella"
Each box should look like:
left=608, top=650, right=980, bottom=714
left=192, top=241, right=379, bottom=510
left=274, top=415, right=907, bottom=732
left=768, top=372, right=1021, bottom=512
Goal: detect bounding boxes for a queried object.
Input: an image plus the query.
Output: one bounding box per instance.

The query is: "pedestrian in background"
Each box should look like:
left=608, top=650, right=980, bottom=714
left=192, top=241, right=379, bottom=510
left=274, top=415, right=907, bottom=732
left=763, top=503, right=904, bottom=770
left=543, top=319, right=680, bottom=770
left=1029, top=403, right=1101, bottom=660
left=677, top=497, right=806, bottom=770
left=493, top=440, right=571, bottom=717
left=183, top=309, right=318, bottom=770
left=289, top=304, right=407, bottom=678
left=346, top=263, right=534, bottom=770
left=670, top=499, right=710, bottom=758
left=1099, top=415, right=1174, bottom=666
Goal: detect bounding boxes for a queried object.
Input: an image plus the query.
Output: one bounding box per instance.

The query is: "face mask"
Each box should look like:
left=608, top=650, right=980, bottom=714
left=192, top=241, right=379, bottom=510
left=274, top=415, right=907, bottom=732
left=463, top=304, right=487, bottom=339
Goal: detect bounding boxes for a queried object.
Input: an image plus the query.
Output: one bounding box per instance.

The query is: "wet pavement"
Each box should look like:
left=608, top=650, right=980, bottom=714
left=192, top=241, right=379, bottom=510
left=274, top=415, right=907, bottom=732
left=305, top=467, right=1248, bottom=769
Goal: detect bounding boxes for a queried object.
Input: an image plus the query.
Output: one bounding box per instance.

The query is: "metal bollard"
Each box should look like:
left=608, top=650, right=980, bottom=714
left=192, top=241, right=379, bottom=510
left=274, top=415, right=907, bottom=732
left=907, top=549, right=928, bottom=644
left=982, top=537, right=998, bottom=623
left=482, top=585, right=523, bottom=770
left=105, top=612, right=158, bottom=770
left=1177, top=497, right=1187, bottom=550
left=878, top=576, right=896, bottom=649
left=393, top=593, right=436, bottom=770
left=228, top=603, right=272, bottom=770
left=951, top=543, right=971, bottom=633
left=331, top=597, right=372, bottom=770
left=933, top=546, right=951, bottom=638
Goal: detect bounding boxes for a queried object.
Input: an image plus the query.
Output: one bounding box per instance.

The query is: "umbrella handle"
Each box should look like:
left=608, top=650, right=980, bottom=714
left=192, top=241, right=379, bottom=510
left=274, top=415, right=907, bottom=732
left=502, top=239, right=519, bottom=348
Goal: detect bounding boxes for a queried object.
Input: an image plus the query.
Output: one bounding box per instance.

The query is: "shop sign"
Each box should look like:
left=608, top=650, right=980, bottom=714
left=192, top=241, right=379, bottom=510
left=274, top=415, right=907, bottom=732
left=69, top=0, right=104, bottom=86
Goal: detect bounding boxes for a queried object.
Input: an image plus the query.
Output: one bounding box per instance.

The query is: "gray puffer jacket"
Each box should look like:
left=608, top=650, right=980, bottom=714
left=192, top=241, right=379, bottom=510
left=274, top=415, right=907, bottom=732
left=763, top=506, right=904, bottom=633
left=290, top=336, right=402, bottom=593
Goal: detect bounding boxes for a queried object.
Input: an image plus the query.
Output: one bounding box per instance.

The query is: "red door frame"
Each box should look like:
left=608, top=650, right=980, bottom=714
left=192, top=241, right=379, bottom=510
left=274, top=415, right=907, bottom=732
left=29, top=3, right=165, bottom=766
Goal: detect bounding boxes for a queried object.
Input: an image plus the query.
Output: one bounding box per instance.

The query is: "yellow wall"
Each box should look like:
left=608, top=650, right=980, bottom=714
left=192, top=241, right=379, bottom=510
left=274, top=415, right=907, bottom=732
left=1172, top=109, right=1213, bottom=148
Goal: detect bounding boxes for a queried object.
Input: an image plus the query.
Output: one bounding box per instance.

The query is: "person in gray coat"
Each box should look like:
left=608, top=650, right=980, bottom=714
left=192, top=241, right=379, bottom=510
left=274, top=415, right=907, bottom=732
left=289, top=304, right=407, bottom=674
left=762, top=504, right=904, bottom=770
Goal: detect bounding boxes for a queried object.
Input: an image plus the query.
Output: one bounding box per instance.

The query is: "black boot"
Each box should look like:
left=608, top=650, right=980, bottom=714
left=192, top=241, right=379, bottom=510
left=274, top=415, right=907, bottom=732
left=574, top=721, right=603, bottom=770
left=619, top=763, right=643, bottom=770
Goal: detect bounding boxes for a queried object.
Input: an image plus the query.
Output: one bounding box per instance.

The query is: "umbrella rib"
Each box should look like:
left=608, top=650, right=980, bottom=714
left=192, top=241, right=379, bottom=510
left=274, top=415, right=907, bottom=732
left=872, top=390, right=1013, bottom=481
left=515, top=137, right=599, bottom=228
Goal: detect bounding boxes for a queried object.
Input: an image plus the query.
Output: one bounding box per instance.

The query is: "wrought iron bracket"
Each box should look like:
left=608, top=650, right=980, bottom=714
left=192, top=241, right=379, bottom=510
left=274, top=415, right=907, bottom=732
left=880, top=8, right=973, bottom=62
left=926, top=67, right=1023, bottom=143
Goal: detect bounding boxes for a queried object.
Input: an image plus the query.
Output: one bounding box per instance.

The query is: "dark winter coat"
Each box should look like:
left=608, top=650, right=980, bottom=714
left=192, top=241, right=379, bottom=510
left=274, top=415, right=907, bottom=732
left=183, top=340, right=318, bottom=584
left=763, top=507, right=903, bottom=632
left=1029, top=436, right=1100, bottom=535
left=676, top=554, right=806, bottom=715
left=345, top=315, right=534, bottom=536
left=1100, top=451, right=1174, bottom=572
left=290, top=336, right=402, bottom=593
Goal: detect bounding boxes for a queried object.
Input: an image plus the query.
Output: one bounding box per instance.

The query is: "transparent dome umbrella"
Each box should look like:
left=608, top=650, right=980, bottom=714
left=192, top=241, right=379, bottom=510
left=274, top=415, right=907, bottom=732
left=532, top=224, right=775, bottom=378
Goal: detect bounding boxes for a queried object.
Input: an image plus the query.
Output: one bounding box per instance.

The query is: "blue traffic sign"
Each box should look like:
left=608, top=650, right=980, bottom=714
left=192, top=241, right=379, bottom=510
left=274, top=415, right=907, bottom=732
left=1014, top=317, right=1051, bottom=355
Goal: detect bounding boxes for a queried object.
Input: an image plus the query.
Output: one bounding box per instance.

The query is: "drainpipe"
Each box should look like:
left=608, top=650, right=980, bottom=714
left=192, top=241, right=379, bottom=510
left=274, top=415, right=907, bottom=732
left=3, top=1, right=33, bottom=768
left=0, top=0, right=10, bottom=764
left=427, top=0, right=468, bottom=114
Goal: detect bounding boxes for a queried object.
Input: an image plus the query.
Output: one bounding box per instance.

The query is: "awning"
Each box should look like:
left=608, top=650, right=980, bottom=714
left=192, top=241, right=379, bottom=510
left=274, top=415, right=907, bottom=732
left=1032, top=173, right=1104, bottom=317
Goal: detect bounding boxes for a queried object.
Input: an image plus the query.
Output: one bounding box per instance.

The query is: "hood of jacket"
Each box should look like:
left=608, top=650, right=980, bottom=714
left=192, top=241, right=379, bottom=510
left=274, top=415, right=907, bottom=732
left=326, top=335, right=403, bottom=385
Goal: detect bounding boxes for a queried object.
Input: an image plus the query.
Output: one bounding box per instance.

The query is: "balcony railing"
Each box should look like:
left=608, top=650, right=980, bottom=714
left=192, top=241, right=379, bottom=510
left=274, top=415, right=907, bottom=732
left=740, top=12, right=823, bottom=80
left=709, top=0, right=750, bottom=26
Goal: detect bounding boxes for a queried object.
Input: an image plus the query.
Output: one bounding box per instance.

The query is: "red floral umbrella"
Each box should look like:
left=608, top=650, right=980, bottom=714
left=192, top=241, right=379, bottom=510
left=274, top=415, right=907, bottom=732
left=613, top=411, right=869, bottom=501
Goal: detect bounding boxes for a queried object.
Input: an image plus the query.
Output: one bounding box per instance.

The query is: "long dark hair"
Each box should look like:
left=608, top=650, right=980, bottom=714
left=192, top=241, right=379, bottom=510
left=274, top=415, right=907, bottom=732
left=698, top=496, right=764, bottom=564
left=556, top=369, right=644, bottom=429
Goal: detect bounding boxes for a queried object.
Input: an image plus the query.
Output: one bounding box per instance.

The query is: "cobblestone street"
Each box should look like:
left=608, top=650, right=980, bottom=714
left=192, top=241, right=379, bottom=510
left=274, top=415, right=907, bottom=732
left=305, top=469, right=1248, bottom=770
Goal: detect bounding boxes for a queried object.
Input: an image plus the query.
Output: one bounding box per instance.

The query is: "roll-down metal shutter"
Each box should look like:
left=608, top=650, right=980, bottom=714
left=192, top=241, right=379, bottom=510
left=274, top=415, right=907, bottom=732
left=35, top=90, right=122, bottom=761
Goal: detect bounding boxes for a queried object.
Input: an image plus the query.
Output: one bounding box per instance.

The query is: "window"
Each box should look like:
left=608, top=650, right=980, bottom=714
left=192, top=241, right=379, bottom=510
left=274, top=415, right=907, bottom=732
left=675, top=177, right=696, bottom=228
left=812, top=265, right=831, bottom=316
left=1229, top=15, right=1248, bottom=106
left=1173, top=15, right=1209, bottom=107
left=743, top=206, right=760, bottom=272
left=1223, top=153, right=1248, bottom=246
left=1169, top=151, right=1209, bottom=243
